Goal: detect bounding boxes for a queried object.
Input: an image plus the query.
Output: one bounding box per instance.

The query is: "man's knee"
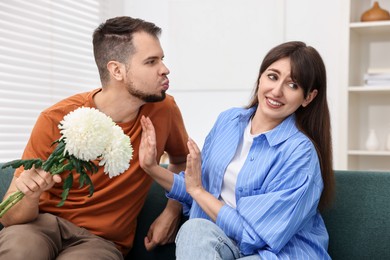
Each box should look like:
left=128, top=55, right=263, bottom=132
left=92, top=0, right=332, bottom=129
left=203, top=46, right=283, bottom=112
left=0, top=226, right=55, bottom=259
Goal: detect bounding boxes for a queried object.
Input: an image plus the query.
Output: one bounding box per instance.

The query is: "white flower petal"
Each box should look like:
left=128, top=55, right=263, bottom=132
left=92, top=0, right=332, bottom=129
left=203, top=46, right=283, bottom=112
left=59, top=107, right=115, bottom=161
left=99, top=125, right=133, bottom=178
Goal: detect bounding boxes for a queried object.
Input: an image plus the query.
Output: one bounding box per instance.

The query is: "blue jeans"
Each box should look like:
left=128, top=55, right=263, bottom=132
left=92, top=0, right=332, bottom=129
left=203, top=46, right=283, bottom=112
left=175, top=218, right=260, bottom=260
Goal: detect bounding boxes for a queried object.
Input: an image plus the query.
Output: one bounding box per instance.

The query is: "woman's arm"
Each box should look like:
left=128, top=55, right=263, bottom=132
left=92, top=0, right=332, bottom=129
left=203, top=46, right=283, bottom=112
left=184, top=139, right=224, bottom=222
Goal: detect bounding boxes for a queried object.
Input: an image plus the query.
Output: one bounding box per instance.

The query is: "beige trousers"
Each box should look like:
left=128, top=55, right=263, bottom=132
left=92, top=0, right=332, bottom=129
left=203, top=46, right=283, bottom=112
left=0, top=213, right=123, bottom=260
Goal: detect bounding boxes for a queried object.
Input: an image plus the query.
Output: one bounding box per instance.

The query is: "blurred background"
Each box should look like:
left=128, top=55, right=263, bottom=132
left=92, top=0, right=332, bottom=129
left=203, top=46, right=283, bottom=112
left=1, top=0, right=390, bottom=171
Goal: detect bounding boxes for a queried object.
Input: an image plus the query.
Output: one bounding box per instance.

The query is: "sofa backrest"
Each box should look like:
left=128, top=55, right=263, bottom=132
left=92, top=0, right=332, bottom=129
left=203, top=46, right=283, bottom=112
left=0, top=164, right=14, bottom=202
left=0, top=163, right=14, bottom=229
left=322, top=170, right=390, bottom=260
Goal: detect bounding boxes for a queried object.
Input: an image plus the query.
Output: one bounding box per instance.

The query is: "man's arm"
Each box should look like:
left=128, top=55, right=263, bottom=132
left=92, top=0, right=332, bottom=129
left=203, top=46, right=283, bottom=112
left=144, top=157, right=186, bottom=251
left=0, top=168, right=61, bottom=227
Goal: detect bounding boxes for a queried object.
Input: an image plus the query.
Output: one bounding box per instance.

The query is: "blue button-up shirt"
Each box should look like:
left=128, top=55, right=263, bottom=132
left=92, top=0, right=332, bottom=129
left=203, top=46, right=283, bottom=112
left=167, top=106, right=330, bottom=259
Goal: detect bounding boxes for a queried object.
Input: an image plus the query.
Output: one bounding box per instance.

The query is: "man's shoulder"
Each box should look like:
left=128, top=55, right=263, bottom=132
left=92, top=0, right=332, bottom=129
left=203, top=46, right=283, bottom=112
left=41, top=90, right=94, bottom=120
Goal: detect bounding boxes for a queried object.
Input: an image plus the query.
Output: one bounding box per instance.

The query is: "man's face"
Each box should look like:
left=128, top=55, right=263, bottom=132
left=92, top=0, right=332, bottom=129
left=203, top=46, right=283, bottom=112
left=124, top=31, right=170, bottom=103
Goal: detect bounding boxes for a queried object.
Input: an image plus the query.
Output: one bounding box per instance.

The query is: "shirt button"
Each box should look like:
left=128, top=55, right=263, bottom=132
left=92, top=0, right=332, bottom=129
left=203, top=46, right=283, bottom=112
left=238, top=187, right=243, bottom=192
left=250, top=157, right=254, bottom=161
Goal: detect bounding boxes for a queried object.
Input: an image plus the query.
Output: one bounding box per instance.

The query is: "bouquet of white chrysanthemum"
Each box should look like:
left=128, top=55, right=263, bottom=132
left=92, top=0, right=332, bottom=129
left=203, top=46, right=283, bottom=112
left=0, top=107, right=133, bottom=217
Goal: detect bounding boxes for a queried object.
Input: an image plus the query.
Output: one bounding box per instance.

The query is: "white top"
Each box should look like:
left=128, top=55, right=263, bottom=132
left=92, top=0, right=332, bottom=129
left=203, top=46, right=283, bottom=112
left=220, top=119, right=261, bottom=208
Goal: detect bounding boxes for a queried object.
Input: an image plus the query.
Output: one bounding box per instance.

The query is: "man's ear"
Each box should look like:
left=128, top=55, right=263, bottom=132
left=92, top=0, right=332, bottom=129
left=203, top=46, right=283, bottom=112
left=302, top=89, right=318, bottom=107
left=107, top=61, right=125, bottom=81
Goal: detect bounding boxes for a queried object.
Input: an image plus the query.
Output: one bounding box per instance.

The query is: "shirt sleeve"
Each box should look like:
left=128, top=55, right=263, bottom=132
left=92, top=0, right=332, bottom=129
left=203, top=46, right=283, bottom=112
left=166, top=171, right=193, bottom=216
left=15, top=111, right=60, bottom=177
left=163, top=97, right=189, bottom=158
left=216, top=142, right=323, bottom=255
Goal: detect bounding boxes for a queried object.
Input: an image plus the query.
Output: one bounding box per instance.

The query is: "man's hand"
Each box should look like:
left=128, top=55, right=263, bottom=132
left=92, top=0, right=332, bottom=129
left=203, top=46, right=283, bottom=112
left=15, top=167, right=62, bottom=199
left=144, top=199, right=182, bottom=251
left=0, top=167, right=62, bottom=226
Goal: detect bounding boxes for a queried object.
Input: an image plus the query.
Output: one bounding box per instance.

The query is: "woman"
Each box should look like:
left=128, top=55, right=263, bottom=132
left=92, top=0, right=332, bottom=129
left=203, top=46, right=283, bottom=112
left=139, top=41, right=334, bottom=259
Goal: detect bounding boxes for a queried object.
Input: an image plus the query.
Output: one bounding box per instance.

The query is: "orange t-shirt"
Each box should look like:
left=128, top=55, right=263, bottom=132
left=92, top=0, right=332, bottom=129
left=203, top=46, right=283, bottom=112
left=15, top=88, right=189, bottom=254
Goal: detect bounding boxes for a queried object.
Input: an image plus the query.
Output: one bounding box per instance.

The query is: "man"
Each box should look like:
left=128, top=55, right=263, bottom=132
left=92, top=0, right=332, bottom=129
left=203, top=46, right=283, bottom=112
left=0, top=16, right=188, bottom=259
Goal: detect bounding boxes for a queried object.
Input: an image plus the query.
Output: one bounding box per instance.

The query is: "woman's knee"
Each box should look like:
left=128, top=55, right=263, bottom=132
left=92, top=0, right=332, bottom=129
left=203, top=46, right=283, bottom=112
left=176, top=218, right=217, bottom=240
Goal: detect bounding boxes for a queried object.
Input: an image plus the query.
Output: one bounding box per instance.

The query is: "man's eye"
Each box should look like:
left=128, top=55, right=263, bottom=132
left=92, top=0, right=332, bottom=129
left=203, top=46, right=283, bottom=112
left=146, top=60, right=155, bottom=64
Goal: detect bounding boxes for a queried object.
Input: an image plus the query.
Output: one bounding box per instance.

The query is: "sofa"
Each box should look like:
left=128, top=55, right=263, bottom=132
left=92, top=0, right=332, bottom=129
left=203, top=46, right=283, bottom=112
left=1, top=164, right=390, bottom=259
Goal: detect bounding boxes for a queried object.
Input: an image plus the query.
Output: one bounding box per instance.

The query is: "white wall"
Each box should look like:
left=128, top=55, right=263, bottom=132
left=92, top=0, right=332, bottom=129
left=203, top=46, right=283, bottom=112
left=124, top=0, right=346, bottom=169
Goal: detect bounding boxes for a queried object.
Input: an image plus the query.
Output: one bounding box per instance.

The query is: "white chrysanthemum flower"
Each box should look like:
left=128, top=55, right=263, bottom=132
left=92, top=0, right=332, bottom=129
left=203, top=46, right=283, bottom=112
left=59, top=107, right=115, bottom=161
left=0, top=107, right=134, bottom=215
left=99, top=125, right=133, bottom=178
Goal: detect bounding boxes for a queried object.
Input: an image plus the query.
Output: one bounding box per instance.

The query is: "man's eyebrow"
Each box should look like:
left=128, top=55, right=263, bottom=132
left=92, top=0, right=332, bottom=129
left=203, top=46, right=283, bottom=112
left=144, top=54, right=165, bottom=60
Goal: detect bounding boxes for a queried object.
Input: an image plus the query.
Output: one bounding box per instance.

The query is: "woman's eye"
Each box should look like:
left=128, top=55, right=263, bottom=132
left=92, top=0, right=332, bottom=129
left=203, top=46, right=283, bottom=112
left=267, top=74, right=277, bottom=81
left=288, top=83, right=298, bottom=89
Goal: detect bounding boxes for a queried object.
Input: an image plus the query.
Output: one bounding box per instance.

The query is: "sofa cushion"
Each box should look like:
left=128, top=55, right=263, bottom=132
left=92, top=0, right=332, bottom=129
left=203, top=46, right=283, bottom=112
left=322, top=170, right=390, bottom=260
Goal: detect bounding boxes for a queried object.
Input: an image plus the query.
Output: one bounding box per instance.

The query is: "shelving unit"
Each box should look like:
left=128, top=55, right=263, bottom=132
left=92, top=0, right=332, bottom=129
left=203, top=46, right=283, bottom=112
left=347, top=0, right=390, bottom=171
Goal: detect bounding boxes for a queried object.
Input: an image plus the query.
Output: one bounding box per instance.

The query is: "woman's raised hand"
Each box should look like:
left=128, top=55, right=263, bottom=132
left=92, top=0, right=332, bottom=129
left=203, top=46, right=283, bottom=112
left=139, top=116, right=158, bottom=171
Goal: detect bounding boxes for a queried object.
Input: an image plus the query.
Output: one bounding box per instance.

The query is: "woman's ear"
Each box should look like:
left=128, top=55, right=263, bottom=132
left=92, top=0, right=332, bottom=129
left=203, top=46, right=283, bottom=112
left=107, top=61, right=125, bottom=81
left=302, top=89, right=318, bottom=107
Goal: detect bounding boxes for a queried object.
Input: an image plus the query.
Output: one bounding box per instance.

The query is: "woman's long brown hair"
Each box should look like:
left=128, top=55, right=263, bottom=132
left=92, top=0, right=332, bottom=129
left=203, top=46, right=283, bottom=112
left=247, top=41, right=334, bottom=211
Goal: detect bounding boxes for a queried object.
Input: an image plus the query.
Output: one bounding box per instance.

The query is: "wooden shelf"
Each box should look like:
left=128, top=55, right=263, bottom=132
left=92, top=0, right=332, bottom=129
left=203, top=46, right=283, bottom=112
left=350, top=21, right=390, bottom=34
left=348, top=150, right=390, bottom=156
left=348, top=86, right=390, bottom=92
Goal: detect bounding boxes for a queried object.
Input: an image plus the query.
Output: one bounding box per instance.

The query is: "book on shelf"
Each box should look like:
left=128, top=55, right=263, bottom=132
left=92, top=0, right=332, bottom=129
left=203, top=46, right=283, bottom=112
left=367, top=68, right=390, bottom=74
left=364, top=68, right=390, bottom=86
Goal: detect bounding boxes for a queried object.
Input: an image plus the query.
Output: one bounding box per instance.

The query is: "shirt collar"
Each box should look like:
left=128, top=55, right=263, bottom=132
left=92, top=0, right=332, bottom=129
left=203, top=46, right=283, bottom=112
left=236, top=107, right=299, bottom=147
left=263, top=114, right=299, bottom=146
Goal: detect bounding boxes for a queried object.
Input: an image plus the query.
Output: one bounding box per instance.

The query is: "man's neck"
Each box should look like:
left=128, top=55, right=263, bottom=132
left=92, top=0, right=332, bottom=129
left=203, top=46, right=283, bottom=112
left=93, top=87, right=145, bottom=123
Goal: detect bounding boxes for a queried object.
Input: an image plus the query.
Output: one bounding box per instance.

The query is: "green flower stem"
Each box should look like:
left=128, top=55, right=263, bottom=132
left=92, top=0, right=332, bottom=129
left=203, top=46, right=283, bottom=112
left=0, top=139, right=98, bottom=218
left=0, top=191, right=24, bottom=218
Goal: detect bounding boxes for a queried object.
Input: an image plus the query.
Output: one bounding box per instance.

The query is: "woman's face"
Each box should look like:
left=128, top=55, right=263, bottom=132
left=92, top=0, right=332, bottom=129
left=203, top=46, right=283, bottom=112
left=256, top=57, right=317, bottom=126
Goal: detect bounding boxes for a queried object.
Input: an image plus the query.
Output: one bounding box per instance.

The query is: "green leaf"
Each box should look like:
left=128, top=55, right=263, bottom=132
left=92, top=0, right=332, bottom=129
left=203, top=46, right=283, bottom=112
left=24, top=160, right=34, bottom=169
left=54, top=141, right=66, bottom=158
left=42, top=157, right=55, bottom=172
left=35, top=160, right=43, bottom=169
left=63, top=162, right=74, bottom=171
left=90, top=161, right=99, bottom=173
left=82, top=161, right=93, bottom=174
left=57, top=174, right=73, bottom=207
left=70, top=157, right=82, bottom=173
left=63, top=173, right=74, bottom=189
left=84, top=174, right=94, bottom=197
left=1, top=159, right=44, bottom=171
left=57, top=188, right=69, bottom=207
left=79, top=173, right=86, bottom=188
left=1, top=159, right=23, bottom=169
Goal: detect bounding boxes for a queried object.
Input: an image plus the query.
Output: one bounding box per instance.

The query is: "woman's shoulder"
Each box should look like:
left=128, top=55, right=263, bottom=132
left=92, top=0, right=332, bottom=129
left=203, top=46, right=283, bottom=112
left=217, top=106, right=251, bottom=121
